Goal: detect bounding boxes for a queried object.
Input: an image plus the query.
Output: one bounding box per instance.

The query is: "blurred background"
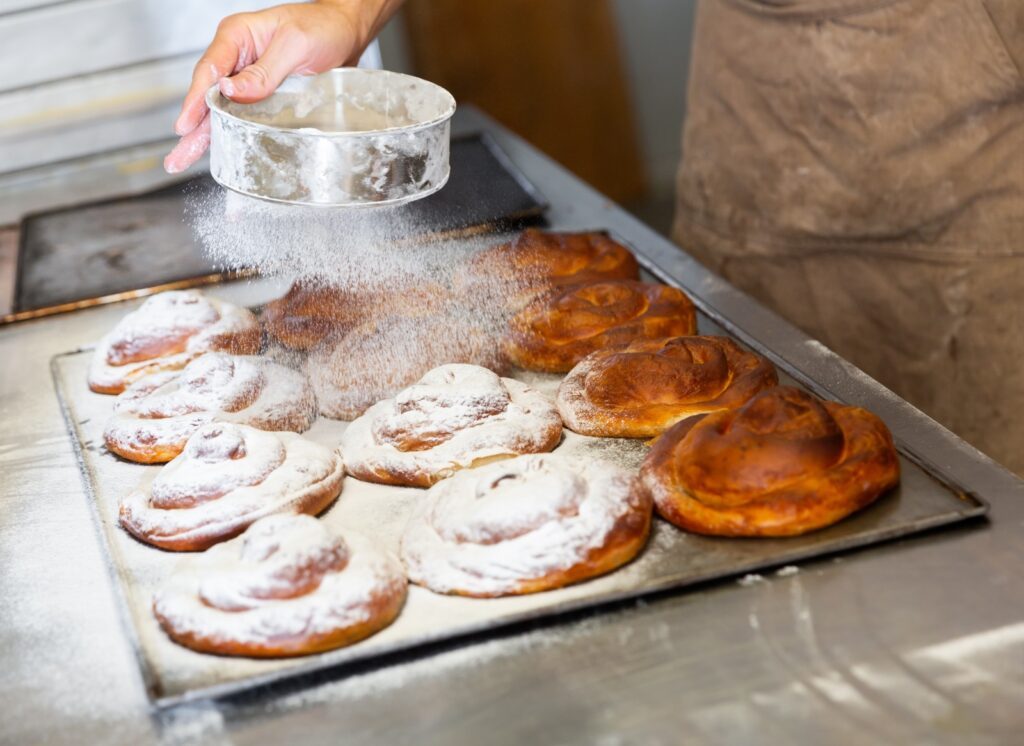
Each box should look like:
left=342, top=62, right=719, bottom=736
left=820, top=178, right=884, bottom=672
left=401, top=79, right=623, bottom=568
left=0, top=0, right=696, bottom=312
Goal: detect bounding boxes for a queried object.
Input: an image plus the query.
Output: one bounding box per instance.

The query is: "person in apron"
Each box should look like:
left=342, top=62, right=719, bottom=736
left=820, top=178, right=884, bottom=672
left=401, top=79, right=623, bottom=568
left=675, top=0, right=1024, bottom=474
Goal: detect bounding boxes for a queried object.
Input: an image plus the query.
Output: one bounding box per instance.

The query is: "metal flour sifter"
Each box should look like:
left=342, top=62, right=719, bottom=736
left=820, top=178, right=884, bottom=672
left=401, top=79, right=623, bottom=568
left=206, top=68, right=456, bottom=208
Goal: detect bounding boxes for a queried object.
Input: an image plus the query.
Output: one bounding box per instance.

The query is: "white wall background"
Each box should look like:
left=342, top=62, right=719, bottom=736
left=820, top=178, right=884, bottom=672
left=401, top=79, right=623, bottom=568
left=0, top=0, right=284, bottom=174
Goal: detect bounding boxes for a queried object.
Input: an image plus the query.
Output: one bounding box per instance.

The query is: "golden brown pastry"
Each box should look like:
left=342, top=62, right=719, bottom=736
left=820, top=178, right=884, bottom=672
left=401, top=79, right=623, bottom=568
left=401, top=454, right=652, bottom=597
left=262, top=278, right=453, bottom=351
left=640, top=386, right=900, bottom=537
left=154, top=514, right=407, bottom=657
left=261, top=281, right=368, bottom=351
left=557, top=336, right=778, bottom=438
left=104, top=353, right=316, bottom=464
left=306, top=314, right=506, bottom=421
left=342, top=364, right=563, bottom=488
left=88, top=290, right=260, bottom=394
left=119, top=423, right=344, bottom=551
left=464, top=229, right=641, bottom=306
left=504, top=280, right=698, bottom=373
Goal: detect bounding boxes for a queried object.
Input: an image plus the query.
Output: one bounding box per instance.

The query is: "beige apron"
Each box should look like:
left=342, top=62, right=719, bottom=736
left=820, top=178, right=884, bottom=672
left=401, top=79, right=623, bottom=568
left=674, top=0, right=1024, bottom=474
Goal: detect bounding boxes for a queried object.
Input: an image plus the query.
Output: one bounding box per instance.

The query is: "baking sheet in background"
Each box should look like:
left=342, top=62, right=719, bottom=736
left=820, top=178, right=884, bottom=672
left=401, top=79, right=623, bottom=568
left=52, top=310, right=985, bottom=708
left=10, top=133, right=545, bottom=322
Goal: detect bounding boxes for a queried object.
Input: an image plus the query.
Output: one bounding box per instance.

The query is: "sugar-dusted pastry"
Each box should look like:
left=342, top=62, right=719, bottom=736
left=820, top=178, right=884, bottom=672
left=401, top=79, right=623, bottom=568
left=342, top=364, right=563, bottom=488
left=104, top=353, right=316, bottom=464
left=154, top=514, right=406, bottom=657
left=640, top=386, right=900, bottom=537
left=89, top=290, right=261, bottom=394
left=120, top=423, right=344, bottom=551
left=504, top=280, right=697, bottom=373
left=464, top=229, right=641, bottom=307
left=262, top=277, right=453, bottom=351
left=307, top=314, right=506, bottom=421
left=401, top=454, right=652, bottom=597
left=557, top=336, right=778, bottom=438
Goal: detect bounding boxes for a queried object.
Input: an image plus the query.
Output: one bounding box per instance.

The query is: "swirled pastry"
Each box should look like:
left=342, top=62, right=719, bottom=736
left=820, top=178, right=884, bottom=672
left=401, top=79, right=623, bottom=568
left=263, top=278, right=453, bottom=351
left=88, top=290, right=260, bottom=394
left=119, top=423, right=343, bottom=551
left=505, top=280, right=697, bottom=373
left=104, top=353, right=317, bottom=464
left=640, top=386, right=900, bottom=537
left=307, top=314, right=506, bottom=421
left=557, top=336, right=778, bottom=438
left=154, top=514, right=406, bottom=657
left=401, top=454, right=652, bottom=597
left=464, top=229, right=640, bottom=306
left=342, top=364, right=563, bottom=488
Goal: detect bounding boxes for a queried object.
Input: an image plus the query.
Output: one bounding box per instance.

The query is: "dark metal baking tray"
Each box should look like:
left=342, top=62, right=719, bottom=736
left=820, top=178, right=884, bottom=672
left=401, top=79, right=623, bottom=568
left=49, top=232, right=986, bottom=708
left=8, top=133, right=546, bottom=324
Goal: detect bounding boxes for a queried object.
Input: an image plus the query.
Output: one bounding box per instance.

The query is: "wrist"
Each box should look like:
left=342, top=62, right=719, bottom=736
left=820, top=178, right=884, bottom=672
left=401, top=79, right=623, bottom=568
left=316, top=0, right=403, bottom=46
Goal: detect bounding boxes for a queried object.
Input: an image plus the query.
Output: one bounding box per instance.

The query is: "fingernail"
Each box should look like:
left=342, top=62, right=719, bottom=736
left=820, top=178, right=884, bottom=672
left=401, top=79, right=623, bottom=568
left=164, top=156, right=183, bottom=175
left=220, top=78, right=236, bottom=96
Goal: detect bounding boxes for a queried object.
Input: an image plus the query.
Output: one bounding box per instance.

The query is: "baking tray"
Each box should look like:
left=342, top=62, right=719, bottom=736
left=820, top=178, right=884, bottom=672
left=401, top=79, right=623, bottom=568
left=50, top=256, right=986, bottom=708
left=6, top=132, right=545, bottom=324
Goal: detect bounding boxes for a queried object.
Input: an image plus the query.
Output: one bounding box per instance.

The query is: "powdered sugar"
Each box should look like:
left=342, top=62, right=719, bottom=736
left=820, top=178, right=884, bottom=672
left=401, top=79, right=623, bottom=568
left=149, top=425, right=286, bottom=507
left=401, top=454, right=649, bottom=597
left=198, top=515, right=349, bottom=611
left=186, top=189, right=564, bottom=423
left=88, top=290, right=259, bottom=393
left=305, top=313, right=509, bottom=421
left=104, top=292, right=220, bottom=366
left=387, top=365, right=513, bottom=441
left=104, top=353, right=317, bottom=462
left=119, top=424, right=344, bottom=550
left=120, top=352, right=265, bottom=418
left=189, top=186, right=462, bottom=289
left=154, top=516, right=406, bottom=652
left=342, top=364, right=563, bottom=486
left=52, top=347, right=705, bottom=701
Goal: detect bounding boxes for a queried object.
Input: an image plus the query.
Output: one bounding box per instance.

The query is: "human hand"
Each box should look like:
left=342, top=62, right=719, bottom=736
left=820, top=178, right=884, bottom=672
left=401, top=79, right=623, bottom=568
left=165, top=0, right=402, bottom=174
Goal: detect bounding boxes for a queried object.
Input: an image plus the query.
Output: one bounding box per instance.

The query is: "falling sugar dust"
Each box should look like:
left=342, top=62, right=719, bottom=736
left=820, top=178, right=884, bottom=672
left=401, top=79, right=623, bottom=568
left=185, top=187, right=537, bottom=408
left=188, top=186, right=459, bottom=282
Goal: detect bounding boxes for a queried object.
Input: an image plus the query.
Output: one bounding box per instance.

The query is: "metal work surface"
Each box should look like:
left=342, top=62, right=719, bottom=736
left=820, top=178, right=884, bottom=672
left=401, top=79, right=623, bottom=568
left=51, top=302, right=982, bottom=706
left=1, top=108, right=1023, bottom=745
left=15, top=175, right=223, bottom=313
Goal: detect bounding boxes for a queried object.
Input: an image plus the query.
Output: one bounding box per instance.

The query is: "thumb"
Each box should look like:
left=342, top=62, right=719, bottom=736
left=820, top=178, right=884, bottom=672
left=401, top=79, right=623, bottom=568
left=220, top=29, right=307, bottom=103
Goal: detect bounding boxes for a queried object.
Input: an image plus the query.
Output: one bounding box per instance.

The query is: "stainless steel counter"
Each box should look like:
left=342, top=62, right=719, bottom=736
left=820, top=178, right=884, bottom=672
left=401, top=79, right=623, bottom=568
left=2, top=108, right=1022, bottom=745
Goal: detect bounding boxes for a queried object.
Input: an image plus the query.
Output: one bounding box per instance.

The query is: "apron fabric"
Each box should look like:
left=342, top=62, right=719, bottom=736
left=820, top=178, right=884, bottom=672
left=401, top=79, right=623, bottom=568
left=674, top=0, right=1024, bottom=474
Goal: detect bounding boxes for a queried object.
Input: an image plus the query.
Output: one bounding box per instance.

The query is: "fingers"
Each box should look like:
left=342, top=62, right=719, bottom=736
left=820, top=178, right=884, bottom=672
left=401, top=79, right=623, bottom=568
left=174, top=61, right=217, bottom=138
left=175, top=17, right=254, bottom=136
left=220, top=27, right=308, bottom=103
left=164, top=114, right=212, bottom=174
left=166, top=5, right=351, bottom=173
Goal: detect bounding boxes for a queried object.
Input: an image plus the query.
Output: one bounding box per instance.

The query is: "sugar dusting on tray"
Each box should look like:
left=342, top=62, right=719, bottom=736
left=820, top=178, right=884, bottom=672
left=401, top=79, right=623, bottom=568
left=55, top=359, right=692, bottom=705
